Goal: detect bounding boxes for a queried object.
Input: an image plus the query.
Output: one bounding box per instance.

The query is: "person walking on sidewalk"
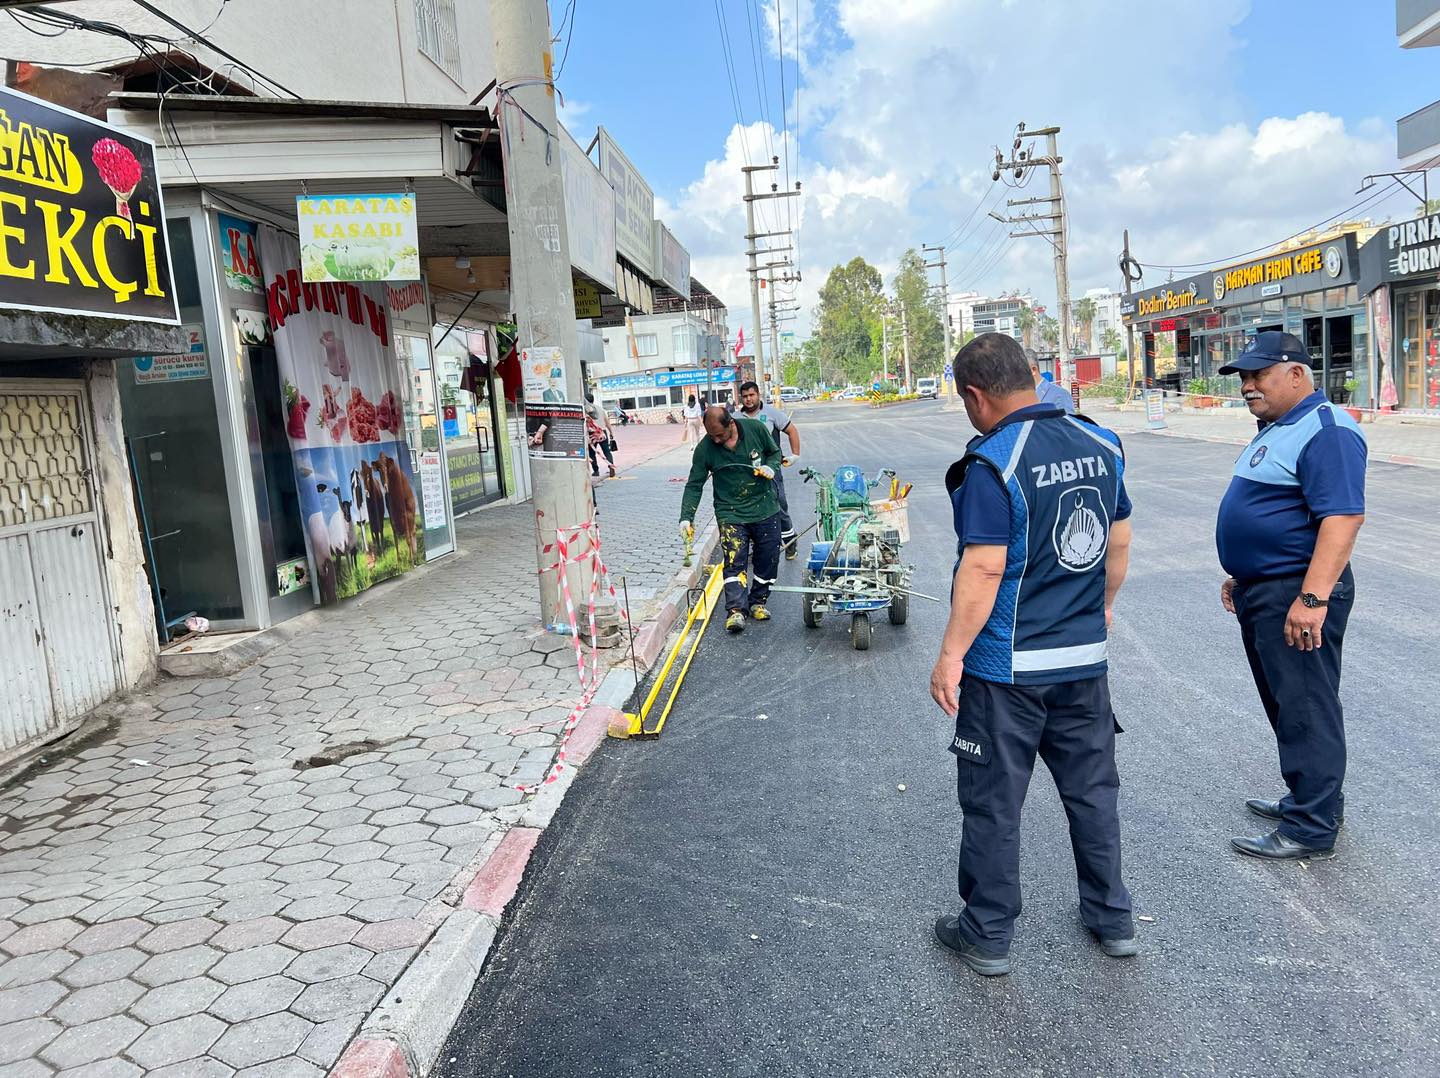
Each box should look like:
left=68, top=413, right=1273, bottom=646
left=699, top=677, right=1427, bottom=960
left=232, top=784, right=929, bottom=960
left=1216, top=331, right=1367, bottom=862
left=679, top=405, right=783, bottom=633
left=585, top=393, right=616, bottom=479
left=681, top=394, right=703, bottom=443
left=736, top=380, right=802, bottom=558
left=929, top=332, right=1136, bottom=977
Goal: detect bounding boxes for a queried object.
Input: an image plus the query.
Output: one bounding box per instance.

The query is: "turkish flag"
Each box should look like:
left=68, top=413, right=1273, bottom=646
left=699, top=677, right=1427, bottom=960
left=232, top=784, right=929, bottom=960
left=734, top=327, right=745, bottom=358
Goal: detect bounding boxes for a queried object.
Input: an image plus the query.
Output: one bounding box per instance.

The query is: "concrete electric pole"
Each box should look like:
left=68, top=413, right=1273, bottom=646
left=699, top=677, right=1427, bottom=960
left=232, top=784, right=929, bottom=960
left=743, top=157, right=800, bottom=398
left=991, top=124, right=1072, bottom=387
left=1120, top=228, right=1143, bottom=391
left=899, top=301, right=913, bottom=393
left=923, top=243, right=953, bottom=392
left=490, top=0, right=592, bottom=631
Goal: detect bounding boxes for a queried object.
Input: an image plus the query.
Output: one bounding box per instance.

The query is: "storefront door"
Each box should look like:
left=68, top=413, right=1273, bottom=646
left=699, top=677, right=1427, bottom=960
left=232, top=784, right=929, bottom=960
left=396, top=333, right=455, bottom=560
left=1399, top=290, right=1427, bottom=409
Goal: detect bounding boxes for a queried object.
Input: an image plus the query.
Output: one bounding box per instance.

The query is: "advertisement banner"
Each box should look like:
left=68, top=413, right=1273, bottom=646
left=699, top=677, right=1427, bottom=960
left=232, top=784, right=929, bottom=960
left=1144, top=388, right=1167, bottom=429
left=296, top=193, right=420, bottom=283
left=559, top=124, right=617, bottom=290
left=217, top=213, right=263, bottom=294
left=134, top=324, right=207, bottom=383
left=655, top=366, right=736, bottom=387
left=596, top=127, right=655, bottom=276
left=526, top=403, right=587, bottom=460
left=653, top=220, right=691, bottom=298
left=573, top=277, right=601, bottom=319
left=260, top=227, right=424, bottom=604
left=0, top=85, right=178, bottom=323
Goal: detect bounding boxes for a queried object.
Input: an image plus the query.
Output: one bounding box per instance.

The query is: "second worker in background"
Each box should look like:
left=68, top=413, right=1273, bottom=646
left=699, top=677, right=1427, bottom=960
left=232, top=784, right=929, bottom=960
left=680, top=406, right=784, bottom=633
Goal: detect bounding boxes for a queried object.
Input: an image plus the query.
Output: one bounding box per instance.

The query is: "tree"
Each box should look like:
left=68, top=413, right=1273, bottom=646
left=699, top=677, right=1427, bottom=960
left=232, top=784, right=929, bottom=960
left=1015, top=304, right=1037, bottom=350
left=1100, top=326, right=1125, bottom=359
left=1074, top=296, right=1097, bottom=354
left=783, top=337, right=822, bottom=389
left=812, top=257, right=884, bottom=385
left=891, top=249, right=946, bottom=381
left=1040, top=314, right=1059, bottom=350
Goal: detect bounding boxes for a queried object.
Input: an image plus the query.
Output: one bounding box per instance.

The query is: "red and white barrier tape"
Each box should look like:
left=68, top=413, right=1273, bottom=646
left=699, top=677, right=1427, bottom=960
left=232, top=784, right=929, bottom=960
left=513, top=516, right=630, bottom=792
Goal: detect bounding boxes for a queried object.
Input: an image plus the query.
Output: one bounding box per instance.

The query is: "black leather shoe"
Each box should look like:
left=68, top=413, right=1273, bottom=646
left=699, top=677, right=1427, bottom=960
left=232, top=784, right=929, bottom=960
left=1245, top=798, right=1344, bottom=826
left=933, top=915, right=1011, bottom=976
left=1231, top=829, right=1335, bottom=860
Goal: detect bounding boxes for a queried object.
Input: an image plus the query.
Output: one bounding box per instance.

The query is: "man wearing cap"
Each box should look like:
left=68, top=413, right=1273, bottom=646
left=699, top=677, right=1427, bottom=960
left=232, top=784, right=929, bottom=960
left=1215, top=331, right=1367, bottom=861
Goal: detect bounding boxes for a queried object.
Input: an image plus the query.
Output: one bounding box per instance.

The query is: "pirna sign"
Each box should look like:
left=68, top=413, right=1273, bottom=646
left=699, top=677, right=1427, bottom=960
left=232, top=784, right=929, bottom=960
left=0, top=86, right=178, bottom=323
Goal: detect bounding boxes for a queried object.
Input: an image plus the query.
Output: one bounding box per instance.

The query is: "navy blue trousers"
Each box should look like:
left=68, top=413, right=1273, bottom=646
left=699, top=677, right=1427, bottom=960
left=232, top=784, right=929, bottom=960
left=1232, top=568, right=1353, bottom=848
left=951, top=674, right=1132, bottom=953
left=720, top=514, right=782, bottom=613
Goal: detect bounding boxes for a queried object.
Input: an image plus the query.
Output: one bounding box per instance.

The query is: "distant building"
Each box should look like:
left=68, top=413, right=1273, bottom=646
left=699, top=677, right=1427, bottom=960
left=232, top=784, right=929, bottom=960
left=594, top=280, right=731, bottom=412
left=1078, top=287, right=1123, bottom=354
left=972, top=295, right=1032, bottom=341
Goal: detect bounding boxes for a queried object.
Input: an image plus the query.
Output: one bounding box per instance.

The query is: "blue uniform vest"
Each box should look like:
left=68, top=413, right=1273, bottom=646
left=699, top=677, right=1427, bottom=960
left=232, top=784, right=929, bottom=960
left=948, top=410, right=1126, bottom=685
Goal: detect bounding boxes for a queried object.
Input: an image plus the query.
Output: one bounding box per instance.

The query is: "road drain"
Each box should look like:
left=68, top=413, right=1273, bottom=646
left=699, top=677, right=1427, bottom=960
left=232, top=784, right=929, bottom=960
left=293, top=738, right=398, bottom=770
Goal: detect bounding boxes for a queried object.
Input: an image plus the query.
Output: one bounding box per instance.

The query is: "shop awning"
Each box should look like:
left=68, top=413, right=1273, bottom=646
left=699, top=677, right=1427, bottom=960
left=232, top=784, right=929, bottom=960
left=105, top=94, right=508, bottom=259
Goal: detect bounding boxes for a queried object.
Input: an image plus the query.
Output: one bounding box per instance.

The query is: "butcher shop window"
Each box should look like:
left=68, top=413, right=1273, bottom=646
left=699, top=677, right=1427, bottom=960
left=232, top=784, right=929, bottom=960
left=415, top=0, right=462, bottom=83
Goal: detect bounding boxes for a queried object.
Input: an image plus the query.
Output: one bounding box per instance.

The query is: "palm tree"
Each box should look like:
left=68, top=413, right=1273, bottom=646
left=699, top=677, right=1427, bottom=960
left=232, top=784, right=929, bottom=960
left=1100, top=327, right=1125, bottom=357
left=1015, top=304, right=1037, bottom=350
left=1040, top=315, right=1059, bottom=350
left=1074, top=296, right=1097, bottom=353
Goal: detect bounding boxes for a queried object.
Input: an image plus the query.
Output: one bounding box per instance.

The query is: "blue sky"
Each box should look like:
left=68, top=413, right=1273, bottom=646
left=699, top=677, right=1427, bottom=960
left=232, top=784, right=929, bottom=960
left=552, top=1, right=1440, bottom=337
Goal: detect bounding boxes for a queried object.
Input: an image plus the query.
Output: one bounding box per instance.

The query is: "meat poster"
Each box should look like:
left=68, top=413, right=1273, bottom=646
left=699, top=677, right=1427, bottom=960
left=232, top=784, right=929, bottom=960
left=259, top=226, right=424, bottom=603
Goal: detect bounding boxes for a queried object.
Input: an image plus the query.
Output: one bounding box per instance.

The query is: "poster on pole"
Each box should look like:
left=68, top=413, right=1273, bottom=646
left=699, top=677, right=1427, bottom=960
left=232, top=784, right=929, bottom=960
left=260, top=226, right=425, bottom=604
left=525, top=403, right=587, bottom=460
left=522, top=346, right=570, bottom=402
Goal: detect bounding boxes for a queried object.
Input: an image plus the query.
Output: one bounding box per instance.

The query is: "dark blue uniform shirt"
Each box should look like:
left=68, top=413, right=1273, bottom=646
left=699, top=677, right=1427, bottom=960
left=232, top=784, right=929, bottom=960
left=1215, top=391, right=1366, bottom=582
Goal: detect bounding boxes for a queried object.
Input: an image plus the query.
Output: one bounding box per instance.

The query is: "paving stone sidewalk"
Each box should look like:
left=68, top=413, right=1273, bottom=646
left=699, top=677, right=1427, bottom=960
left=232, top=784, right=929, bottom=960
left=0, top=471, right=703, bottom=1077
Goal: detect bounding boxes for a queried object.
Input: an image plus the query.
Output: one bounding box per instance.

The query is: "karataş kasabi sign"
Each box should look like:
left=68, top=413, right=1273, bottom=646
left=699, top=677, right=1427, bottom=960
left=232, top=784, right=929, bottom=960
left=0, top=86, right=177, bottom=323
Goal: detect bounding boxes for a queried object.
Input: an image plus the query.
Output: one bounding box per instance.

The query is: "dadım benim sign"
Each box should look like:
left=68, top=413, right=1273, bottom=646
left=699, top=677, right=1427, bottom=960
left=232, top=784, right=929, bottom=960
left=0, top=86, right=177, bottom=323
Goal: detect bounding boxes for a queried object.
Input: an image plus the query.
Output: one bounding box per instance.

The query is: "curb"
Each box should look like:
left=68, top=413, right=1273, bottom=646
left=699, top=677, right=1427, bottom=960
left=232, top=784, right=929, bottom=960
left=328, top=528, right=719, bottom=1077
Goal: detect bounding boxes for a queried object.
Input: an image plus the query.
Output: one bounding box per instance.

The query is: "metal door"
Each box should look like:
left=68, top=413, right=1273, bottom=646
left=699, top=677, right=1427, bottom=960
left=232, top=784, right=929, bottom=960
left=0, top=385, right=120, bottom=759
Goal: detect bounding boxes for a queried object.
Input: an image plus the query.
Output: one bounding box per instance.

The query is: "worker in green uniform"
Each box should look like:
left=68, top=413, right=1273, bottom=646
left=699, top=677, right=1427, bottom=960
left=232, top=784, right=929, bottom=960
left=680, top=405, right=784, bottom=633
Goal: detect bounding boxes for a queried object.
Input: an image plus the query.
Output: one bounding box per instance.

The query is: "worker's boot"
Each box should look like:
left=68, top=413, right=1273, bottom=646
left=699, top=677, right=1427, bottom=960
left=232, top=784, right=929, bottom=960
left=725, top=611, right=746, bottom=633
left=749, top=606, right=771, bottom=622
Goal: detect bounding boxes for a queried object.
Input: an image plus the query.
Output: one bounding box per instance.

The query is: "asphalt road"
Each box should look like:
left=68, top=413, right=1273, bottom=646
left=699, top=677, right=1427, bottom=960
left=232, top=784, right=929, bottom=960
left=435, top=399, right=1440, bottom=1078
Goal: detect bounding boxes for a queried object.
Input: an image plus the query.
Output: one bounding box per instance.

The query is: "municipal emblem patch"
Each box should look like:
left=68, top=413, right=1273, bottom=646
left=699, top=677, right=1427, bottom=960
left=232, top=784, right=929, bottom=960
left=1052, top=485, right=1109, bottom=572
left=1250, top=445, right=1268, bottom=467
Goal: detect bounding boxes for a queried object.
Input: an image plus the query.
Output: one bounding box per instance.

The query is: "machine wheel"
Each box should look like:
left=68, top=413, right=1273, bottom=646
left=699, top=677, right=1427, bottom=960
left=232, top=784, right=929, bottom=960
left=851, top=613, right=871, bottom=650
left=888, top=592, right=909, bottom=625
left=802, top=590, right=821, bottom=628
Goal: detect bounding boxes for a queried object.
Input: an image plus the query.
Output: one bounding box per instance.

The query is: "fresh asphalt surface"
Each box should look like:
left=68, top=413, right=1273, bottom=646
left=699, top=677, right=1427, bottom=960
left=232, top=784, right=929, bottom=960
left=435, top=400, right=1440, bottom=1078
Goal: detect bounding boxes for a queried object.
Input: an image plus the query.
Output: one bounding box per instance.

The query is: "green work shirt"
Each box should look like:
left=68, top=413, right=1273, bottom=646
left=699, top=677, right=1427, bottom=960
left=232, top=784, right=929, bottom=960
left=680, top=416, right=782, bottom=525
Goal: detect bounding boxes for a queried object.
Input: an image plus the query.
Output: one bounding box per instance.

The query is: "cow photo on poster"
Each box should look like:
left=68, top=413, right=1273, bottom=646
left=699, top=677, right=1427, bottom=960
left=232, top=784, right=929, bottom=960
left=259, top=226, right=425, bottom=603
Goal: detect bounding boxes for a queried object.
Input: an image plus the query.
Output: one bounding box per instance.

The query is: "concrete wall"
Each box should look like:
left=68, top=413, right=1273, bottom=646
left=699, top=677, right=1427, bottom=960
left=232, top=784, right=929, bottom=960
left=1, top=0, right=494, bottom=104
left=86, top=360, right=159, bottom=693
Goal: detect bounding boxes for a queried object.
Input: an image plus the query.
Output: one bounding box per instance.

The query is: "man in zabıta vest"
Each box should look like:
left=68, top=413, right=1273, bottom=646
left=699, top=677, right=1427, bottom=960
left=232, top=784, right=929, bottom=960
left=929, top=332, right=1137, bottom=977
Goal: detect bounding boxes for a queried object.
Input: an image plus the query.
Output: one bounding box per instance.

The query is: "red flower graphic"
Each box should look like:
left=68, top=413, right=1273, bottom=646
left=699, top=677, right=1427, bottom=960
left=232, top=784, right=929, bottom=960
left=91, top=138, right=143, bottom=220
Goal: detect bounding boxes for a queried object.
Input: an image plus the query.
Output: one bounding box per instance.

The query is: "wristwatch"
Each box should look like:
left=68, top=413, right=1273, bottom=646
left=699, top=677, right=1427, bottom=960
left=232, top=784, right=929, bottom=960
left=1299, top=592, right=1329, bottom=608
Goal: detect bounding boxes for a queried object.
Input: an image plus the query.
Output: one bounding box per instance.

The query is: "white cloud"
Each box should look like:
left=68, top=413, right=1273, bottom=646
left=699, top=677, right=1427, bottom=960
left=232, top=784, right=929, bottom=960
left=659, top=0, right=1400, bottom=341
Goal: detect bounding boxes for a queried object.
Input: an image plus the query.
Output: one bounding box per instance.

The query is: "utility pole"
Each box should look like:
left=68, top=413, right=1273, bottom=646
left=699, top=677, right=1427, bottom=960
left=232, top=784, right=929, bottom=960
left=923, top=243, right=953, bottom=393
left=991, top=123, right=1072, bottom=387
left=743, top=156, right=801, bottom=400
left=766, top=265, right=801, bottom=388
left=1119, top=228, right=1143, bottom=392
left=899, top=302, right=913, bottom=393
left=490, top=0, right=593, bottom=633
left=881, top=307, right=890, bottom=383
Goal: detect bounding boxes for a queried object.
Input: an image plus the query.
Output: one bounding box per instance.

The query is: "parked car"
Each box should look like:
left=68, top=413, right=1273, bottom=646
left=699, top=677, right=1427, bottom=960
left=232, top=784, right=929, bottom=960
left=839, top=385, right=865, bottom=399
left=779, top=385, right=804, bottom=404
left=916, top=376, right=939, bottom=399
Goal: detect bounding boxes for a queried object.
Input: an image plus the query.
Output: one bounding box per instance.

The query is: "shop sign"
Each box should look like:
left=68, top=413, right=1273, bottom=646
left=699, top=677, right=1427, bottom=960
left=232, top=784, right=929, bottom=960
left=559, top=125, right=616, bottom=290
left=525, top=402, right=586, bottom=460
left=418, top=450, right=447, bottom=537
left=1212, top=243, right=1342, bottom=302
left=0, top=86, right=178, bottom=323
left=652, top=220, right=691, bottom=298
left=134, top=323, right=207, bottom=383
left=1144, top=388, right=1167, bottom=430
left=218, top=213, right=263, bottom=295
left=1135, top=281, right=1207, bottom=319
left=597, top=127, right=655, bottom=276
left=598, top=371, right=654, bottom=391
left=1359, top=213, right=1440, bottom=294
left=655, top=366, right=736, bottom=387
left=446, top=448, right=488, bottom=516
left=296, top=193, right=420, bottom=283
left=573, top=277, right=601, bottom=319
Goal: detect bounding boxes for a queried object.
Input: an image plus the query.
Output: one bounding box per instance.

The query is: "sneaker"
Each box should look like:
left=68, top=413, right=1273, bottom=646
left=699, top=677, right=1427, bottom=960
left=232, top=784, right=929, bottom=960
left=725, top=611, right=745, bottom=633
left=933, top=915, right=1011, bottom=976
left=749, top=606, right=771, bottom=621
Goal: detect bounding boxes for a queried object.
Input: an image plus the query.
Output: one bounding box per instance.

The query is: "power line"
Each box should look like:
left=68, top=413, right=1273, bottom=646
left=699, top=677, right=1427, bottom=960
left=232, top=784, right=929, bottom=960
left=553, top=0, right=579, bottom=80
left=129, top=0, right=300, bottom=98
left=1138, top=179, right=1402, bottom=272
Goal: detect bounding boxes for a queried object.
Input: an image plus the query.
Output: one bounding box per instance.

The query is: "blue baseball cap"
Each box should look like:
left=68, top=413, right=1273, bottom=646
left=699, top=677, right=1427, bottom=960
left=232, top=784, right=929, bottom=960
left=1218, top=331, right=1309, bottom=375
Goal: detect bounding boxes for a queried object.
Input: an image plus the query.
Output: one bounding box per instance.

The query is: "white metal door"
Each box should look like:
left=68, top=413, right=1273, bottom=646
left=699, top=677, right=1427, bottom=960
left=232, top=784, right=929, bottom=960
left=0, top=385, right=119, bottom=758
